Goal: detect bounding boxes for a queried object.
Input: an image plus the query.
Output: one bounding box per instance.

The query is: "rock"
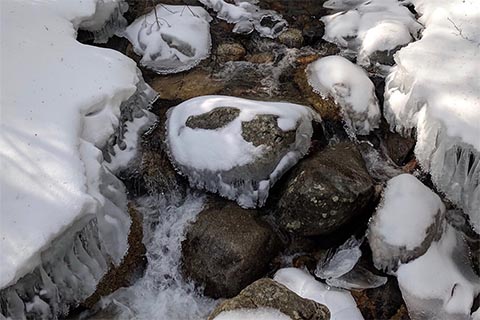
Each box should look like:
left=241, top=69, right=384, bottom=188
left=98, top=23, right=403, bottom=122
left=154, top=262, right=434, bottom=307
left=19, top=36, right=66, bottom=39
left=181, top=199, right=282, bottom=298
left=245, top=52, right=275, bottom=64
left=216, top=42, right=247, bottom=62
left=276, top=142, right=374, bottom=236
left=208, top=278, right=330, bottom=320
left=186, top=107, right=240, bottom=130
left=383, top=130, right=415, bottom=165
left=149, top=68, right=224, bottom=101
left=278, top=28, right=304, bottom=48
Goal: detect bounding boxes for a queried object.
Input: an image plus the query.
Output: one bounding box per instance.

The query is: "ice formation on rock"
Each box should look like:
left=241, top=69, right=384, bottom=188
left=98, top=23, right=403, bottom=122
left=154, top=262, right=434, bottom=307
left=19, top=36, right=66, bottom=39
left=384, top=0, right=480, bottom=233
left=124, top=5, right=212, bottom=74
left=79, top=0, right=129, bottom=43
left=306, top=56, right=380, bottom=135
left=321, top=0, right=421, bottom=67
left=368, top=174, right=446, bottom=272
left=274, top=268, right=364, bottom=320
left=165, top=95, right=318, bottom=208
left=214, top=308, right=291, bottom=320
left=199, top=0, right=287, bottom=38
left=0, top=0, right=153, bottom=317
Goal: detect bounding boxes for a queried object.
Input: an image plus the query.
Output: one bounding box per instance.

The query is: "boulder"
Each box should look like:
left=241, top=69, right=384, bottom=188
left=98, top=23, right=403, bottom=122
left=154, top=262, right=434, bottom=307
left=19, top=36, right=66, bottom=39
left=181, top=199, right=282, bottom=298
left=208, top=278, right=330, bottom=320
left=276, top=142, right=374, bottom=236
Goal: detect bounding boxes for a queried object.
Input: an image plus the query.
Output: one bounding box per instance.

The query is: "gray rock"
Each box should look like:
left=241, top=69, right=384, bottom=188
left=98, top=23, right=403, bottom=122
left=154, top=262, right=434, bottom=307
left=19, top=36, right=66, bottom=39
left=216, top=42, right=247, bottom=62
left=186, top=107, right=240, bottom=130
left=276, top=142, right=374, bottom=236
left=181, top=198, right=282, bottom=298
left=278, top=28, right=304, bottom=48
left=208, top=278, right=330, bottom=320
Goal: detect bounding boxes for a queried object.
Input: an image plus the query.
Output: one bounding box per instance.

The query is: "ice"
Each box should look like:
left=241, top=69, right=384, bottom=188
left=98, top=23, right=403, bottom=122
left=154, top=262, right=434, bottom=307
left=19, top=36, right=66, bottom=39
left=79, top=0, right=129, bottom=43
left=321, top=0, right=421, bottom=67
left=93, top=193, right=217, bottom=320
left=368, top=174, right=446, bottom=272
left=214, top=308, right=291, bottom=320
left=325, top=265, right=387, bottom=290
left=306, top=56, right=380, bottom=135
left=396, top=225, right=480, bottom=319
left=274, top=268, right=364, bottom=320
left=383, top=0, right=480, bottom=232
left=165, top=95, right=318, bottom=208
left=124, top=5, right=212, bottom=74
left=0, top=0, right=149, bottom=316
left=198, top=0, right=287, bottom=38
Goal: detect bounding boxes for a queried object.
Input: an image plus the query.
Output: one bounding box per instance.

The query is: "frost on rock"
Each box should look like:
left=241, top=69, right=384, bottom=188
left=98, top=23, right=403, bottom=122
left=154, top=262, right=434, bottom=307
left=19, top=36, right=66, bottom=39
left=124, top=5, right=212, bottom=74
left=199, top=0, right=287, bottom=38
left=368, top=174, right=446, bottom=273
left=396, top=225, right=480, bottom=320
left=274, top=268, right=364, bottom=320
left=306, top=56, right=380, bottom=135
left=79, top=0, right=129, bottom=43
left=384, top=0, right=480, bottom=233
left=165, top=95, right=318, bottom=208
left=321, top=0, right=421, bottom=67
left=0, top=0, right=150, bottom=317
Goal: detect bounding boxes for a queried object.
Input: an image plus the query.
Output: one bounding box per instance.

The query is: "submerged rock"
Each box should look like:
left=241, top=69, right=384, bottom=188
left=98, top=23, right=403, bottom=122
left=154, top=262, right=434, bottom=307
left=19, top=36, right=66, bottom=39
left=181, top=198, right=282, bottom=298
left=278, top=28, right=304, bottom=48
left=208, top=278, right=330, bottom=320
left=216, top=42, right=247, bottom=62
left=276, top=142, right=374, bottom=236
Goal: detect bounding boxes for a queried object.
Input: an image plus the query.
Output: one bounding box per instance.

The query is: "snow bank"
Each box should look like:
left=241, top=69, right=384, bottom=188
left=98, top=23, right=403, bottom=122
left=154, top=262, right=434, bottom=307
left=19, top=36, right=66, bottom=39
left=274, top=268, right=364, bottom=320
left=199, top=0, right=287, bottom=38
left=368, top=174, right=446, bottom=272
left=384, top=0, right=480, bottom=232
left=0, top=0, right=153, bottom=317
left=397, top=225, right=480, bottom=319
left=165, top=95, right=317, bottom=208
left=306, top=56, right=380, bottom=135
left=214, top=308, right=291, bottom=320
left=322, top=0, right=421, bottom=67
left=124, top=4, right=212, bottom=74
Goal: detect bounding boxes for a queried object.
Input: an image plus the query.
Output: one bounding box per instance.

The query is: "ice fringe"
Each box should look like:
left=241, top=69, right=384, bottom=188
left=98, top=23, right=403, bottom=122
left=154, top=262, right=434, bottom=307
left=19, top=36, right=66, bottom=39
left=80, top=0, right=129, bottom=43
left=199, top=0, right=287, bottom=38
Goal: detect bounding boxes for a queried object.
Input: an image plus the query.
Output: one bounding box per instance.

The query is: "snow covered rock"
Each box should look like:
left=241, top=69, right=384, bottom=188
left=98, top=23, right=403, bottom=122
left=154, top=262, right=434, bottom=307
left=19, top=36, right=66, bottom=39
left=306, top=56, right=380, bottom=135
left=208, top=278, right=330, bottom=320
left=165, top=95, right=318, bottom=208
left=321, top=0, right=421, bottom=67
left=213, top=308, right=291, bottom=320
left=274, top=268, right=364, bottom=320
left=396, top=225, right=480, bottom=320
left=276, top=142, right=374, bottom=236
left=0, top=0, right=153, bottom=317
left=124, top=4, right=212, bottom=74
left=199, top=0, right=287, bottom=38
left=368, top=174, right=446, bottom=273
left=384, top=0, right=480, bottom=233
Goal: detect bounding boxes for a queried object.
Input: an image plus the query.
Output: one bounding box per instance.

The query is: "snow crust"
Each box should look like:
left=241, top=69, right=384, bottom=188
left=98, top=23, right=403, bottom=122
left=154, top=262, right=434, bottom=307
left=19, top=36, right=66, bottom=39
left=214, top=308, right=291, bottom=320
left=321, top=0, right=421, bottom=66
left=166, top=95, right=317, bottom=208
left=199, top=0, right=287, bottom=38
left=384, top=0, right=480, bottom=232
left=274, top=268, right=364, bottom=320
left=0, top=0, right=139, bottom=291
left=306, top=56, right=380, bottom=135
left=124, top=5, right=212, bottom=74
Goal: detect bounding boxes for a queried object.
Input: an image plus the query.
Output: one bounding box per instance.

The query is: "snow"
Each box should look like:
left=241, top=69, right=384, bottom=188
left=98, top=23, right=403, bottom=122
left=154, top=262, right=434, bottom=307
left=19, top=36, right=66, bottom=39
left=124, top=5, right=212, bottom=74
left=321, top=0, right=421, bottom=66
left=79, top=0, right=128, bottom=43
left=198, top=0, right=287, bottom=38
left=214, top=308, right=291, bottom=320
left=384, top=0, right=480, bottom=232
left=0, top=0, right=139, bottom=291
left=396, top=225, right=480, bottom=319
left=274, top=268, right=364, bottom=320
left=306, top=56, right=380, bottom=135
left=374, top=174, right=445, bottom=250
left=166, top=95, right=317, bottom=208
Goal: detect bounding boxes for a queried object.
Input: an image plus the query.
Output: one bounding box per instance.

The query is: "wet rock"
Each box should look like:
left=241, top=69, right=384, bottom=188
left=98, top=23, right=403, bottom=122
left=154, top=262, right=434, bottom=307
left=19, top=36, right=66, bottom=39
left=276, top=142, right=374, bottom=236
left=245, top=52, right=275, bottom=64
left=383, top=130, right=415, bottom=165
left=216, top=42, right=247, bottom=63
left=149, top=68, right=224, bottom=101
left=186, top=107, right=240, bottom=130
left=208, top=278, right=330, bottom=320
left=181, top=199, right=282, bottom=298
left=278, top=28, right=304, bottom=48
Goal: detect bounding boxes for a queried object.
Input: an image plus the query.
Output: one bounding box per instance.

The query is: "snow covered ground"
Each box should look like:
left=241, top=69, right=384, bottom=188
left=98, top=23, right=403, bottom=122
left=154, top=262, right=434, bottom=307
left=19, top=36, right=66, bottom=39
left=384, top=0, right=480, bottom=232
left=0, top=0, right=153, bottom=317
